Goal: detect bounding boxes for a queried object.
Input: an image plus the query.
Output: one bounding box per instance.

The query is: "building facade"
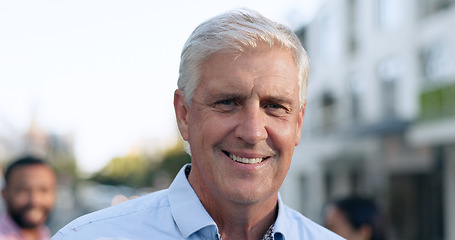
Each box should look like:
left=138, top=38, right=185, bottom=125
left=281, top=0, right=455, bottom=239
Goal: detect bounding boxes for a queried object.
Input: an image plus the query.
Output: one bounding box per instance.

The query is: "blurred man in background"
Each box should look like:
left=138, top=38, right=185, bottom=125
left=0, top=156, right=57, bottom=240
left=324, top=196, right=386, bottom=240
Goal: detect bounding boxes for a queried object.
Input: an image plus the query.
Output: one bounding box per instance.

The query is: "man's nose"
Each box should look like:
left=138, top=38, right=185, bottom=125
left=234, top=106, right=267, bottom=144
left=28, top=190, right=43, bottom=206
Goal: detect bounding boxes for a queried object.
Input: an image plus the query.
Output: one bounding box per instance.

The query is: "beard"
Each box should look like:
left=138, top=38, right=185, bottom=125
left=9, top=205, right=51, bottom=229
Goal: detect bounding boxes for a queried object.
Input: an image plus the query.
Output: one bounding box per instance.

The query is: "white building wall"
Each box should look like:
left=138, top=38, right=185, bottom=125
left=286, top=0, right=455, bottom=238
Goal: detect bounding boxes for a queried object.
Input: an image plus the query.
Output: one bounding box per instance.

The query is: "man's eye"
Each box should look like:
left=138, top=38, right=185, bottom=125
left=264, top=103, right=290, bottom=116
left=216, top=99, right=235, bottom=105
left=212, top=99, right=239, bottom=112
left=265, top=103, right=287, bottom=110
left=266, top=103, right=282, bottom=109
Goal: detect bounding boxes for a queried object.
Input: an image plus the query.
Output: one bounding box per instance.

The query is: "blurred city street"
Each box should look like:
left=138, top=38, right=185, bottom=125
left=1, top=0, right=455, bottom=239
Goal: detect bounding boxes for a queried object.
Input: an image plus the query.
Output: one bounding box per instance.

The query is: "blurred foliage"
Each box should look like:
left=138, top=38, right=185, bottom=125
left=157, top=143, right=191, bottom=179
left=48, top=148, right=78, bottom=178
left=90, top=141, right=191, bottom=188
left=91, top=154, right=151, bottom=188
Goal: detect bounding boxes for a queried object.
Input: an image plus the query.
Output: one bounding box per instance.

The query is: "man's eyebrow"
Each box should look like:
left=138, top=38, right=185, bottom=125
left=262, top=95, right=294, bottom=105
left=207, top=92, right=246, bottom=101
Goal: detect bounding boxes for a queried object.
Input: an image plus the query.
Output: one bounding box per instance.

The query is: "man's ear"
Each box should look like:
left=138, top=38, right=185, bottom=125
left=174, top=89, right=190, bottom=141
left=1, top=187, right=7, bottom=201
left=295, top=104, right=306, bottom=146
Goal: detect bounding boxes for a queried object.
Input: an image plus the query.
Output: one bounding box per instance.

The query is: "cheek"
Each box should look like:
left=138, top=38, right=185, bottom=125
left=42, top=192, right=56, bottom=206
left=189, top=113, right=235, bottom=143
left=9, top=192, right=29, bottom=207
left=37, top=185, right=56, bottom=204
left=334, top=218, right=356, bottom=238
left=267, top=120, right=298, bottom=150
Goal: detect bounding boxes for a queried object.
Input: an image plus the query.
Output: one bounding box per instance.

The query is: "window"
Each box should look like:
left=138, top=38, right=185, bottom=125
left=299, top=174, right=310, bottom=215
left=321, top=90, right=337, bottom=133
left=420, top=41, right=452, bottom=83
left=418, top=0, right=455, bottom=18
left=346, top=0, right=358, bottom=53
left=377, top=57, right=401, bottom=118
left=318, top=10, right=336, bottom=61
left=347, top=74, right=363, bottom=121
left=376, top=0, right=404, bottom=31
left=389, top=160, right=444, bottom=240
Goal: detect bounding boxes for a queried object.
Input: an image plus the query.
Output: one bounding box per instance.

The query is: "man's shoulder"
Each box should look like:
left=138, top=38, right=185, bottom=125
left=52, top=188, right=172, bottom=239
left=278, top=205, right=345, bottom=239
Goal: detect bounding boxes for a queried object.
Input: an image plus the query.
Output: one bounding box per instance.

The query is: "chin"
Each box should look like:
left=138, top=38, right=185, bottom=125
left=12, top=209, right=49, bottom=229
left=225, top=187, right=274, bottom=205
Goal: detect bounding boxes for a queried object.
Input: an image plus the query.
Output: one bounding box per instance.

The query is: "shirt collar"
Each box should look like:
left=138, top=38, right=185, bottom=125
left=168, top=164, right=291, bottom=240
left=0, top=213, right=51, bottom=240
left=168, top=164, right=218, bottom=238
left=272, top=194, right=290, bottom=240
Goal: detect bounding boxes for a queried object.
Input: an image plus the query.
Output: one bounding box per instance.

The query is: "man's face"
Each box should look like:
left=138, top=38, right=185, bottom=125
left=175, top=46, right=304, bottom=205
left=2, top=164, right=56, bottom=229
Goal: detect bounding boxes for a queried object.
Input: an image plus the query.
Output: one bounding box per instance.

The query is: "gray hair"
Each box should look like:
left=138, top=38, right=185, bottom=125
left=177, top=8, right=310, bottom=109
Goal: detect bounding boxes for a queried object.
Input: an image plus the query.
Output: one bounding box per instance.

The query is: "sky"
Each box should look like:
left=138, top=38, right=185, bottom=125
left=0, top=0, right=321, bottom=173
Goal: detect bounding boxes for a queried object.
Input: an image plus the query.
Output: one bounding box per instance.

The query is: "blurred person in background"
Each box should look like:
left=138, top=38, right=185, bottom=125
left=51, top=8, right=344, bottom=240
left=324, top=195, right=386, bottom=240
left=0, top=156, right=57, bottom=240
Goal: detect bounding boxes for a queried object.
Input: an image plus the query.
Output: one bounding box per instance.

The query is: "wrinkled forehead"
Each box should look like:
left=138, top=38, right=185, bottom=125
left=196, top=46, right=300, bottom=103
left=204, top=45, right=297, bottom=74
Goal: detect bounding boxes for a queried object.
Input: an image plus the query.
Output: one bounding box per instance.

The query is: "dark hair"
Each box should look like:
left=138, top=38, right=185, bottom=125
left=4, top=155, right=53, bottom=184
left=333, top=196, right=385, bottom=240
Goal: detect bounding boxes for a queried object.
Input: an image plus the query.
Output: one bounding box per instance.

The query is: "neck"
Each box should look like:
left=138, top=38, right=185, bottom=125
left=7, top=214, right=44, bottom=240
left=21, top=227, right=43, bottom=240
left=216, top=203, right=277, bottom=240
left=189, top=176, right=278, bottom=240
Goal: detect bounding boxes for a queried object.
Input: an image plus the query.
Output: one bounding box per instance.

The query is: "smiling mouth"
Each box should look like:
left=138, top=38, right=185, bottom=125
left=222, top=151, right=269, bottom=164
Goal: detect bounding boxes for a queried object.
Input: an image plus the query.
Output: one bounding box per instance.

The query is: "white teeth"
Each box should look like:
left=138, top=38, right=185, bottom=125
left=229, top=153, right=263, bottom=164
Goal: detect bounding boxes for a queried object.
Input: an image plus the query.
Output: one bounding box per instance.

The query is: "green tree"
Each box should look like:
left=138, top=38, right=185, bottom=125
left=91, top=140, right=191, bottom=189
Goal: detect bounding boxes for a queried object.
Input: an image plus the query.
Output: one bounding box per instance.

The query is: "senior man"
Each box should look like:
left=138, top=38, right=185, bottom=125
left=52, top=8, right=344, bottom=240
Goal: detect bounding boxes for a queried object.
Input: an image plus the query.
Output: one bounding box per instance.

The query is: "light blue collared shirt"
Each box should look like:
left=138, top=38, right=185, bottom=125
left=52, top=164, right=344, bottom=240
